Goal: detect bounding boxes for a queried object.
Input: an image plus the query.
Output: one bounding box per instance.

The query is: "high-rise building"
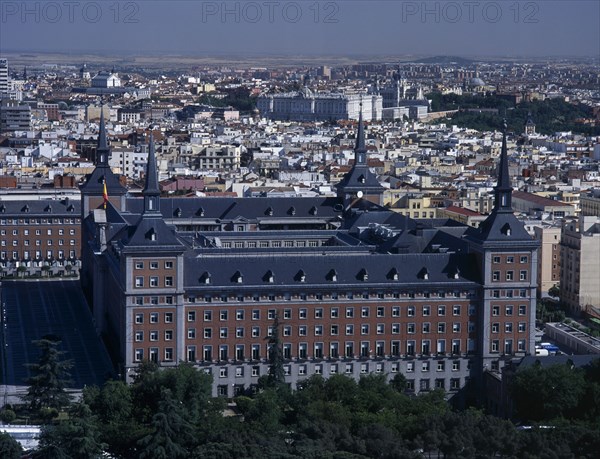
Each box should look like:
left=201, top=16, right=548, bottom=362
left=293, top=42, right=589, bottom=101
left=0, top=58, right=8, bottom=95
left=81, top=116, right=538, bottom=399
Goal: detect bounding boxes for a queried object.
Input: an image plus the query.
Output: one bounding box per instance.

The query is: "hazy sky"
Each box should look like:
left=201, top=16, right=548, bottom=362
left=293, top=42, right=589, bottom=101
left=1, top=1, right=598, bottom=58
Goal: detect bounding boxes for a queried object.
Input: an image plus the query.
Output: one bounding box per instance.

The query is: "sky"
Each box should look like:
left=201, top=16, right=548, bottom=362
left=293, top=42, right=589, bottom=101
left=1, top=1, right=599, bottom=58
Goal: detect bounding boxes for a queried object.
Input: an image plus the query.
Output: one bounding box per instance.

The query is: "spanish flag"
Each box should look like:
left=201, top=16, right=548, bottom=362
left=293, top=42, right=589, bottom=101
left=103, top=178, right=108, bottom=210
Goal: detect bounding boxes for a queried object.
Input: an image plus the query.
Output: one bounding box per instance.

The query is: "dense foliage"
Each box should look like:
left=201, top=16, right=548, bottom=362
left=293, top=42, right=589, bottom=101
left=29, top=359, right=600, bottom=458
left=427, top=93, right=600, bottom=136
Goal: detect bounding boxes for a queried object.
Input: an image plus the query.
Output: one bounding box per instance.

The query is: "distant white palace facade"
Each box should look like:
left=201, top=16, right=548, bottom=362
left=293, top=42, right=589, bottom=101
left=257, top=88, right=382, bottom=121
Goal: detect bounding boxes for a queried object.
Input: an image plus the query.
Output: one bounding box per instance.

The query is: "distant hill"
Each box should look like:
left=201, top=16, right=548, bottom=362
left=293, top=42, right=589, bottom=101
left=408, top=56, right=475, bottom=65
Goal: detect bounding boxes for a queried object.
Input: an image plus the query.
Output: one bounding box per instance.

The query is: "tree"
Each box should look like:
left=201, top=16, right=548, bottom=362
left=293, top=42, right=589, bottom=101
left=35, top=403, right=106, bottom=459
left=22, top=336, right=73, bottom=413
left=137, top=388, right=194, bottom=459
left=548, top=284, right=560, bottom=298
left=264, top=314, right=286, bottom=390
left=0, top=432, right=22, bottom=459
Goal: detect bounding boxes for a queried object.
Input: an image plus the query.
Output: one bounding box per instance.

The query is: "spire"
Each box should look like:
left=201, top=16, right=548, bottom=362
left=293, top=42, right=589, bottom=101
left=354, top=102, right=367, bottom=165
left=143, top=134, right=160, bottom=213
left=494, top=119, right=513, bottom=212
left=96, top=108, right=109, bottom=166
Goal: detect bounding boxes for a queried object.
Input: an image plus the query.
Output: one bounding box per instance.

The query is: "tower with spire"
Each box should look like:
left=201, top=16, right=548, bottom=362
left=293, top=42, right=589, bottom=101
left=465, top=121, right=539, bottom=392
left=524, top=112, right=536, bottom=136
left=80, top=109, right=127, bottom=218
left=335, top=106, right=384, bottom=208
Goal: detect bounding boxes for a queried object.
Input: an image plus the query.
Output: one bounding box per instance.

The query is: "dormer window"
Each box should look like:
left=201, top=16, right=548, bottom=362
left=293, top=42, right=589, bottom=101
left=175, top=208, right=182, bottom=218
left=327, top=269, right=337, bottom=282
left=233, top=271, right=243, bottom=283
left=288, top=206, right=296, bottom=216
left=418, top=267, right=429, bottom=280
left=22, top=205, right=29, bottom=213
left=309, top=206, right=318, bottom=216
left=388, top=267, right=399, bottom=281
left=45, top=205, right=52, bottom=213
left=196, top=207, right=205, bottom=217
left=358, top=174, right=366, bottom=184
left=266, top=207, right=274, bottom=216
left=296, top=270, right=306, bottom=283
left=264, top=270, right=274, bottom=283
left=501, top=223, right=511, bottom=236
left=201, top=272, right=211, bottom=284
left=358, top=268, right=368, bottom=281
left=146, top=228, right=157, bottom=241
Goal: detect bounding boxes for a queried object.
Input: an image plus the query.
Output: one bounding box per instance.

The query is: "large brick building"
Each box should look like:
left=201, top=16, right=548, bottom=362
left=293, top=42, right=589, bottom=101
left=81, top=116, right=539, bottom=398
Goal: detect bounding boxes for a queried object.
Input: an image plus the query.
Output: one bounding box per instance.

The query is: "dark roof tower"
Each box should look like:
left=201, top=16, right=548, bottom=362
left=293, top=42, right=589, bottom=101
left=142, top=134, right=161, bottom=214
left=494, top=119, right=513, bottom=212
left=336, top=104, right=384, bottom=206
left=80, top=107, right=127, bottom=216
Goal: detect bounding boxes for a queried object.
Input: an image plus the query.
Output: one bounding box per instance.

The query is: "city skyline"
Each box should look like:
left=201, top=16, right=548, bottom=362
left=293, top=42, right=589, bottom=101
left=0, top=1, right=598, bottom=58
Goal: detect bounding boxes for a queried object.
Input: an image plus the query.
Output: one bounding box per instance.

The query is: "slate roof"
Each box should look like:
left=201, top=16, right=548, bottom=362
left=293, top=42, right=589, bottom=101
left=0, top=199, right=79, bottom=215
left=183, top=251, right=481, bottom=290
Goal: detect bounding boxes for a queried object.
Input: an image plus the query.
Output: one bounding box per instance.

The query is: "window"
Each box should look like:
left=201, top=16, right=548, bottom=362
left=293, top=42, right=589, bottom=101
left=220, top=310, right=228, bottom=321
left=135, top=331, right=143, bottom=342
left=493, top=271, right=500, bottom=281
left=437, top=361, right=445, bottom=372
left=506, top=271, right=514, bottom=281
left=505, top=323, right=513, bottom=333
left=165, top=330, right=173, bottom=341
left=165, top=261, right=174, bottom=269
left=422, top=323, right=430, bottom=333
left=135, top=277, right=144, bottom=287
left=299, top=309, right=307, bottom=319
left=377, top=306, right=385, bottom=317
left=423, top=306, right=431, bottom=316
left=407, top=362, right=414, bottom=372
left=518, top=322, right=527, bottom=332
left=438, top=305, right=446, bottom=316
left=492, top=306, right=500, bottom=316
left=345, top=325, right=354, bottom=335
left=268, top=309, right=276, bottom=320
left=392, top=323, right=400, bottom=334
left=361, top=324, right=369, bottom=335
left=236, top=328, right=244, bottom=338
left=283, top=309, right=291, bottom=319
left=438, top=323, right=446, bottom=333
left=507, top=256, right=514, bottom=264
left=251, top=309, right=260, bottom=320
left=493, top=256, right=500, bottom=263
left=236, top=310, right=244, bottom=320
left=452, top=361, right=460, bottom=371
left=506, top=305, right=513, bottom=316
left=519, top=304, right=527, bottom=315
left=164, top=348, right=173, bottom=361
left=150, top=277, right=159, bottom=287
left=315, top=308, right=323, bottom=319
left=165, top=276, right=173, bottom=287
left=376, top=324, right=384, bottom=334
left=299, top=326, right=307, bottom=336
left=492, top=323, right=499, bottom=333
left=150, top=313, right=158, bottom=324
left=346, top=307, right=354, bottom=318
left=491, top=340, right=499, bottom=353
left=422, top=361, right=430, bottom=372
left=188, top=328, right=196, bottom=339
left=392, top=306, right=401, bottom=317
left=331, top=325, right=339, bottom=335
left=407, top=323, right=415, bottom=334
left=188, top=311, right=196, bottom=322
left=219, top=328, right=228, bottom=338
left=149, top=331, right=158, bottom=342
left=204, top=310, right=212, bottom=321
left=150, top=261, right=159, bottom=269
left=135, top=261, right=144, bottom=269
left=519, top=271, right=527, bottom=281
left=452, top=305, right=461, bottom=316
left=135, top=313, right=143, bottom=324
left=361, top=307, right=369, bottom=318
left=252, top=327, right=260, bottom=338
left=135, top=349, right=143, bottom=362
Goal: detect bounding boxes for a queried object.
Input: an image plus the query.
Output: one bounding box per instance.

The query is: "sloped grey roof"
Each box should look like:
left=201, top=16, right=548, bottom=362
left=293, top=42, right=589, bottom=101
left=183, top=251, right=481, bottom=289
